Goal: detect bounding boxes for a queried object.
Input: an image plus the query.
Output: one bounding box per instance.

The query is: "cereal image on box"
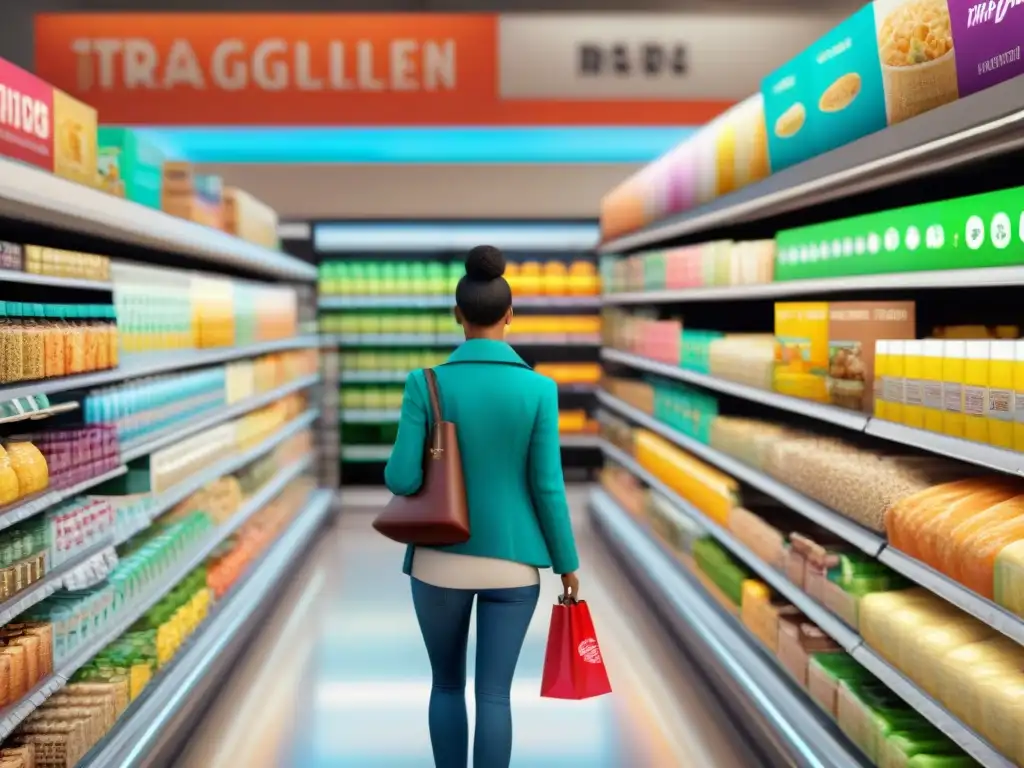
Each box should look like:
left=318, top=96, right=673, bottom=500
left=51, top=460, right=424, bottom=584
left=774, top=103, right=806, bottom=138
left=875, top=0, right=959, bottom=124
left=819, top=73, right=863, bottom=112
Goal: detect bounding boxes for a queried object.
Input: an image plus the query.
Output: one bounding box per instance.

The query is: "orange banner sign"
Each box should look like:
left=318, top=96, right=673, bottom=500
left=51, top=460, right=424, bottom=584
left=33, top=14, right=731, bottom=126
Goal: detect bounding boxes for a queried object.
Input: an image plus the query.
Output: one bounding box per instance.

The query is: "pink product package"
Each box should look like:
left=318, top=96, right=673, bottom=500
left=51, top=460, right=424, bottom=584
left=637, top=320, right=682, bottom=365
left=665, top=246, right=705, bottom=289
left=36, top=426, right=121, bottom=489
left=662, top=143, right=697, bottom=215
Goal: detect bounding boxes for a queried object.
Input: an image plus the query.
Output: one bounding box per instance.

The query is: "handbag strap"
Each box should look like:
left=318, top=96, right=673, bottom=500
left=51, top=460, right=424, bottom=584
left=423, top=368, right=443, bottom=425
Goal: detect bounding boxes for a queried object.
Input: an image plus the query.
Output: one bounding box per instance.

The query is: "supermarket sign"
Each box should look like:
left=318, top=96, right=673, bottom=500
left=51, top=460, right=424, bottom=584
left=32, top=13, right=836, bottom=126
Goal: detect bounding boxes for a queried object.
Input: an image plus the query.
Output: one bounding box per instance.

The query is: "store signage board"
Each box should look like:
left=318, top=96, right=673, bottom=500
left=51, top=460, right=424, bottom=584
left=775, top=185, right=1024, bottom=280
left=0, top=57, right=54, bottom=171
left=31, top=13, right=839, bottom=126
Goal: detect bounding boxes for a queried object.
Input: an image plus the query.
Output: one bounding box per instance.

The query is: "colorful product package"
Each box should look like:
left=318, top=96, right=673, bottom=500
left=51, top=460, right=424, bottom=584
left=948, top=0, right=1024, bottom=96
left=874, top=0, right=960, bottom=124
left=0, top=58, right=54, bottom=172
left=762, top=49, right=820, bottom=172
left=773, top=302, right=830, bottom=402
left=828, top=302, right=916, bottom=412
left=810, top=4, right=889, bottom=155
left=52, top=88, right=98, bottom=188
left=97, top=127, right=164, bottom=208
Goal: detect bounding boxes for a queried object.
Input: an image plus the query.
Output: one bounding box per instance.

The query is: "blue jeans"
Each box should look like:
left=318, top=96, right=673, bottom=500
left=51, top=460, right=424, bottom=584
left=411, top=578, right=540, bottom=768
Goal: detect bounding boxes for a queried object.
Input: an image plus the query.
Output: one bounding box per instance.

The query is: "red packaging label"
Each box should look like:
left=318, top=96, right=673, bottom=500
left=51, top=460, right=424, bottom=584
left=0, top=57, right=54, bottom=170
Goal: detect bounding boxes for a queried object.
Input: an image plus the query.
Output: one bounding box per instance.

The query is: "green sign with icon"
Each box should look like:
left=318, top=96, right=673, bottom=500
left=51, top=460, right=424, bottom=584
left=775, top=185, right=1024, bottom=281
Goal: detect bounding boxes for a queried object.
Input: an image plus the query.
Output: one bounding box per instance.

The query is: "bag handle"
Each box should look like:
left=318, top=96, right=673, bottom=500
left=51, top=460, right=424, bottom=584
left=424, top=368, right=443, bottom=425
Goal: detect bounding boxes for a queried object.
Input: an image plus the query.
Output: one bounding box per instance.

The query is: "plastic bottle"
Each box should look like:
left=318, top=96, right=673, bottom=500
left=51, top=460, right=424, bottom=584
left=64, top=305, right=86, bottom=376
left=43, top=305, right=65, bottom=378
left=19, top=304, right=45, bottom=382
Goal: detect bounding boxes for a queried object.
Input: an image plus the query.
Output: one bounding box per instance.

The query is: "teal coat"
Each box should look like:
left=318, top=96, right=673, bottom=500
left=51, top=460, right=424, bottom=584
left=384, top=339, right=579, bottom=577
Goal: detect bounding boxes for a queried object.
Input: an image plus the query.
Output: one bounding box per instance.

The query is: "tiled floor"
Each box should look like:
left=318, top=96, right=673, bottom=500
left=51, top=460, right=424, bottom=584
left=181, top=487, right=761, bottom=767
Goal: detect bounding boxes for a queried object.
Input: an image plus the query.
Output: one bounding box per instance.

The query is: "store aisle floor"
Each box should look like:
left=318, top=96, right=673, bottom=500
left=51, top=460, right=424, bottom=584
left=179, top=486, right=762, bottom=768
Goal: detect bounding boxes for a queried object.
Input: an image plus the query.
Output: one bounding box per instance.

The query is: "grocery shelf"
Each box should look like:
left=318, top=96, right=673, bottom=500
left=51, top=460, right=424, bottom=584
left=0, top=456, right=318, bottom=742
left=0, top=538, right=114, bottom=628
left=589, top=488, right=870, bottom=768
left=600, top=348, right=869, bottom=431
left=864, top=418, right=1024, bottom=476
left=340, top=409, right=400, bottom=424
left=331, top=334, right=600, bottom=348
left=597, top=391, right=885, bottom=555
left=559, top=433, right=601, bottom=448
left=597, top=447, right=1016, bottom=768
left=0, top=464, right=127, bottom=535
left=599, top=76, right=1024, bottom=253
left=850, top=645, right=1015, bottom=768
left=599, top=389, right=1024, bottom=651
left=320, top=295, right=601, bottom=309
left=77, top=487, right=332, bottom=768
left=0, top=270, right=112, bottom=292
left=0, top=156, right=316, bottom=281
left=120, top=374, right=321, bottom=462
left=341, top=445, right=392, bottom=462
left=333, top=334, right=462, bottom=348
left=603, top=264, right=1024, bottom=305
left=0, top=336, right=321, bottom=404
left=340, top=370, right=410, bottom=384
left=598, top=440, right=861, bottom=650
left=115, top=409, right=319, bottom=545
left=602, top=347, right=1024, bottom=479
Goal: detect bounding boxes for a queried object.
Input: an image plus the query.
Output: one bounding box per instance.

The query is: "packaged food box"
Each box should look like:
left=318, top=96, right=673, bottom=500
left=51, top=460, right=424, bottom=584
left=693, top=537, right=750, bottom=607
left=740, top=580, right=797, bottom=653
left=728, top=506, right=787, bottom=571
left=936, top=636, right=1024, bottom=721
left=809, top=3, right=888, bottom=155
left=774, top=302, right=830, bottom=402
left=777, top=614, right=840, bottom=687
left=828, top=302, right=916, bottom=412
left=808, top=652, right=873, bottom=716
left=822, top=554, right=909, bottom=629
left=98, top=127, right=164, bottom=208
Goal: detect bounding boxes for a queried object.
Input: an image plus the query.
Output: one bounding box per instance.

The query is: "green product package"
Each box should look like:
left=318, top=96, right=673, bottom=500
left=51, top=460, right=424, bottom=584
left=98, top=127, right=165, bottom=210
left=775, top=185, right=1024, bottom=281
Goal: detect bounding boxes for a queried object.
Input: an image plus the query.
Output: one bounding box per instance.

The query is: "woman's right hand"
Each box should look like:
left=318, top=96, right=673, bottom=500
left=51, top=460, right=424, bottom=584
left=561, top=572, right=580, bottom=599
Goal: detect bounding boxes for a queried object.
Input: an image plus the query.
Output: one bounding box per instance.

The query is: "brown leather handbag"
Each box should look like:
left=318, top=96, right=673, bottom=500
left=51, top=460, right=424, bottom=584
left=373, top=368, right=470, bottom=546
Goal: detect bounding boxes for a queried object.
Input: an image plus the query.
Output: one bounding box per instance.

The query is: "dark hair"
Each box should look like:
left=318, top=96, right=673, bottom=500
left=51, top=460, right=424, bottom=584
left=455, top=245, right=512, bottom=326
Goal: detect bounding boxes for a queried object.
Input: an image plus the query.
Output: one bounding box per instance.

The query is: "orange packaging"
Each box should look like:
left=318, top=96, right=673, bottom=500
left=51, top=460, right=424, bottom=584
left=52, top=88, right=98, bottom=188
left=939, top=495, right=1024, bottom=579
left=958, top=517, right=1024, bottom=598
left=915, top=485, right=1023, bottom=568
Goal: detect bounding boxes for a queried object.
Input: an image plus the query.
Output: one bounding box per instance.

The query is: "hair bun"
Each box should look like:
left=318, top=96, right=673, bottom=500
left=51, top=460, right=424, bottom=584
left=465, top=245, right=506, bottom=281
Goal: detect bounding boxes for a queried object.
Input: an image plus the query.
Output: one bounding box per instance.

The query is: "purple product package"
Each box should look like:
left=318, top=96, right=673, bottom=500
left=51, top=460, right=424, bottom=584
left=949, top=0, right=1024, bottom=96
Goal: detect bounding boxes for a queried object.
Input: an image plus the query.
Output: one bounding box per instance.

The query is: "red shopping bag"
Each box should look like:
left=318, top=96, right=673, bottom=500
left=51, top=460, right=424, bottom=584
left=540, top=597, right=612, bottom=700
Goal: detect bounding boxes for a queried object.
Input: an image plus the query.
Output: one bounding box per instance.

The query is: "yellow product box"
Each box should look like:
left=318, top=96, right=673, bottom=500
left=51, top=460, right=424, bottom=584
left=1015, top=341, right=1024, bottom=452
left=223, top=187, right=280, bottom=249
left=942, top=340, right=966, bottom=438
left=901, top=340, right=924, bottom=429
left=874, top=340, right=890, bottom=419
left=52, top=89, right=98, bottom=188
left=964, top=340, right=990, bottom=444
left=713, top=117, right=737, bottom=198
left=885, top=341, right=906, bottom=424
left=773, top=302, right=829, bottom=403
left=921, top=339, right=945, bottom=433
left=988, top=340, right=1014, bottom=449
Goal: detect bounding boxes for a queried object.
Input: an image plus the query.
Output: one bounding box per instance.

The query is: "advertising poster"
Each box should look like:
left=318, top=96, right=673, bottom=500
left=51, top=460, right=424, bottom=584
left=809, top=4, right=888, bottom=155
left=761, top=49, right=820, bottom=172
left=947, top=0, right=1024, bottom=97
left=0, top=58, right=54, bottom=172
left=873, top=0, right=960, bottom=124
